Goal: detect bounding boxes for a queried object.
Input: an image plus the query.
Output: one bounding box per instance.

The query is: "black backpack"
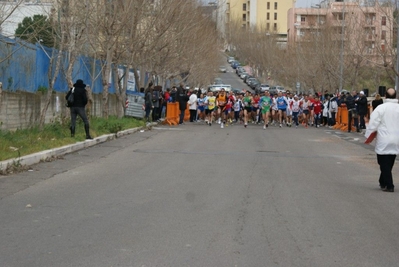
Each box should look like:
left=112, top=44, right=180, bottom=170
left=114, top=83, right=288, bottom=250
left=66, top=88, right=75, bottom=107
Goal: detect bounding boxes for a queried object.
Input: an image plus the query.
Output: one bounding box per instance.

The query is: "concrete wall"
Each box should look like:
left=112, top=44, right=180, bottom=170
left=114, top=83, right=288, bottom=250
left=0, top=89, right=119, bottom=131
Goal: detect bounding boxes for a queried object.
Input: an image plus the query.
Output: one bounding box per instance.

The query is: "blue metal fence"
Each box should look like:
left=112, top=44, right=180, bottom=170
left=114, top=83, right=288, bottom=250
left=0, top=35, right=137, bottom=94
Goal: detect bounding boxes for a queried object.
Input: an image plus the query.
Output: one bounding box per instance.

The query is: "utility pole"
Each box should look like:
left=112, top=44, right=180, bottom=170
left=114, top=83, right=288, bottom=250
left=339, top=1, right=345, bottom=92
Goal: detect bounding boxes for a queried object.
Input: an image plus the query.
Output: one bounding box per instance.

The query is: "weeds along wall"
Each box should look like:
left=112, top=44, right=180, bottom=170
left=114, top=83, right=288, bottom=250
left=0, top=90, right=118, bottom=131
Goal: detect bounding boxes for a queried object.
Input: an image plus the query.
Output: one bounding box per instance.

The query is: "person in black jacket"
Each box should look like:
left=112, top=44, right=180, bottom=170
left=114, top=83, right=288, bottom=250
left=357, top=91, right=368, bottom=129
left=65, top=79, right=92, bottom=139
left=372, top=94, right=383, bottom=110
left=344, top=91, right=360, bottom=133
left=178, top=87, right=189, bottom=125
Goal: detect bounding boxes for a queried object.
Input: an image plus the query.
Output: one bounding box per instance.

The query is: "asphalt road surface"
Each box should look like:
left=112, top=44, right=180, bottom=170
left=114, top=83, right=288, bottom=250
left=1, top=121, right=399, bottom=267
left=1, top=68, right=399, bottom=266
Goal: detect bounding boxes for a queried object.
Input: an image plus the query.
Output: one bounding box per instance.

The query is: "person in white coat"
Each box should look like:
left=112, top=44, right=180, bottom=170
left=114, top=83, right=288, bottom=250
left=365, top=88, right=399, bottom=192
left=188, top=89, right=198, bottom=122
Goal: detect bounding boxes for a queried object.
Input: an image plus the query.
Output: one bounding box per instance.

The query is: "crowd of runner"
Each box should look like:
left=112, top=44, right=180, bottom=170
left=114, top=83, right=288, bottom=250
left=189, top=88, right=339, bottom=130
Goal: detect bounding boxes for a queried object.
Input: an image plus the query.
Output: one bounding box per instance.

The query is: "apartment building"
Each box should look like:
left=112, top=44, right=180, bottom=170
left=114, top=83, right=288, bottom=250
left=287, top=1, right=394, bottom=62
left=225, top=0, right=295, bottom=38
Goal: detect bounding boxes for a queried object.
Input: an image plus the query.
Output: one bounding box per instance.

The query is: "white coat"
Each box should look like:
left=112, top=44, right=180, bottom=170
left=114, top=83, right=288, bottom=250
left=365, top=98, right=399, bottom=155
left=188, top=93, right=198, bottom=110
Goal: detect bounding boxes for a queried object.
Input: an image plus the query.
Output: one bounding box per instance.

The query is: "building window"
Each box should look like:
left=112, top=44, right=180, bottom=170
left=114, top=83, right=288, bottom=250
left=273, top=23, right=277, bottom=31
left=267, top=13, right=270, bottom=20
left=274, top=2, right=277, bottom=10
left=274, top=13, right=277, bottom=20
left=243, top=14, right=246, bottom=22
left=382, top=16, right=386, bottom=26
left=267, top=2, right=270, bottom=9
left=243, top=3, right=246, bottom=11
left=381, top=30, right=386, bottom=40
left=267, top=23, right=270, bottom=30
left=338, top=13, right=345, bottom=20
left=301, top=16, right=306, bottom=23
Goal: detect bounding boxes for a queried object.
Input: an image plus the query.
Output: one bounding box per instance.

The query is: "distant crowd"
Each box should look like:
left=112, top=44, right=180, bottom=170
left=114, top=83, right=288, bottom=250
left=143, top=83, right=383, bottom=132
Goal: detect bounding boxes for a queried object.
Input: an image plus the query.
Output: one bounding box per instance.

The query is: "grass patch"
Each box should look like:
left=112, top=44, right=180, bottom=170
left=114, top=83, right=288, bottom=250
left=0, top=116, right=145, bottom=161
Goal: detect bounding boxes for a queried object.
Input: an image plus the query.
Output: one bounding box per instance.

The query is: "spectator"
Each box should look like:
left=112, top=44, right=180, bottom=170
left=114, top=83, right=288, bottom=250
left=66, top=79, right=92, bottom=139
left=152, top=85, right=161, bottom=122
left=178, top=88, right=189, bottom=125
left=144, top=82, right=154, bottom=123
left=372, top=94, right=383, bottom=110
left=365, top=88, right=399, bottom=192
left=344, top=91, right=360, bottom=133
left=188, top=88, right=198, bottom=122
left=357, top=91, right=368, bottom=129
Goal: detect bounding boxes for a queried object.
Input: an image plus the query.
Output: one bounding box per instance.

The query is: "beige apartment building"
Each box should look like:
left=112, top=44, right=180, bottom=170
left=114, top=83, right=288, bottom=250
left=225, top=0, right=295, bottom=39
left=287, top=1, right=394, bottom=63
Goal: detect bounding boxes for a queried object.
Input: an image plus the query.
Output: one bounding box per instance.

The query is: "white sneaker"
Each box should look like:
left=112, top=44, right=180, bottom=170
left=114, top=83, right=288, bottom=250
left=279, top=124, right=282, bottom=128
left=263, top=125, right=266, bottom=130
left=221, top=123, right=224, bottom=129
left=218, top=118, right=221, bottom=124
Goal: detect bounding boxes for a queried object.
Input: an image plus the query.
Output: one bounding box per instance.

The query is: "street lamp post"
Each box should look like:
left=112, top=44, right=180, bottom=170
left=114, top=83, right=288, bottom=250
left=294, top=22, right=301, bottom=94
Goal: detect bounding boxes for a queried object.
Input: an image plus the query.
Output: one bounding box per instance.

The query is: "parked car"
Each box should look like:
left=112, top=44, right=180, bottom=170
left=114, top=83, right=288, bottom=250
left=231, top=61, right=241, bottom=69
left=246, top=77, right=258, bottom=86
left=269, top=86, right=286, bottom=95
left=236, top=66, right=245, bottom=75
left=255, top=84, right=270, bottom=93
left=250, top=80, right=261, bottom=90
left=214, top=77, right=223, bottom=84
left=240, top=72, right=249, bottom=80
left=243, top=75, right=253, bottom=83
left=219, top=65, right=227, bottom=73
left=232, top=88, right=246, bottom=95
left=227, top=56, right=235, bottom=63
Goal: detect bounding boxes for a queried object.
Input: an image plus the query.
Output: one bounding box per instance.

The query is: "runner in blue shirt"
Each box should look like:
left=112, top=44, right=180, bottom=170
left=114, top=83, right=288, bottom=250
left=276, top=92, right=288, bottom=128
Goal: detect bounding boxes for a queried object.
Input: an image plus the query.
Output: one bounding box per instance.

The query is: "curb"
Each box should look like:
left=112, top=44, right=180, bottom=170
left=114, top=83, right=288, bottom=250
left=0, top=125, right=153, bottom=173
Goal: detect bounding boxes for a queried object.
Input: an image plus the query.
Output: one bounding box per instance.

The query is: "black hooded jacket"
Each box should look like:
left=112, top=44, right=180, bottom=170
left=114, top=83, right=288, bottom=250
left=66, top=80, right=88, bottom=107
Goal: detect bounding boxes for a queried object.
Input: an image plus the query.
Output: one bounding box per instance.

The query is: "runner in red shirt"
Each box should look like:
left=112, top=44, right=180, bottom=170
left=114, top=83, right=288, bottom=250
left=313, top=96, right=323, bottom=128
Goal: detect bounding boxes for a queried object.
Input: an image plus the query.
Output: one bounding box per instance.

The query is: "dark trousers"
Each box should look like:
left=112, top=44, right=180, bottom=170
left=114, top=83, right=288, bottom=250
left=179, top=109, right=185, bottom=124
left=189, top=109, right=196, bottom=122
left=314, top=113, right=321, bottom=126
left=359, top=113, right=366, bottom=129
left=293, top=112, right=299, bottom=126
left=152, top=107, right=159, bottom=121
left=377, top=154, right=396, bottom=189
left=348, top=109, right=359, bottom=132
left=70, top=107, right=89, bottom=128
left=328, top=112, right=336, bottom=126
left=145, top=104, right=152, bottom=121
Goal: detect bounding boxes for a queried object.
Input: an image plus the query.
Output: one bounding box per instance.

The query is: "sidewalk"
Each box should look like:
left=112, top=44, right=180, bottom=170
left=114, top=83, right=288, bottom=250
left=0, top=125, right=154, bottom=173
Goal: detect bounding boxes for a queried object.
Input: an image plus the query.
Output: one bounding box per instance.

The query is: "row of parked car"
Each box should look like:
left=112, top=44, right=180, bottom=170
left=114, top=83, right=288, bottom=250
left=227, top=56, right=286, bottom=95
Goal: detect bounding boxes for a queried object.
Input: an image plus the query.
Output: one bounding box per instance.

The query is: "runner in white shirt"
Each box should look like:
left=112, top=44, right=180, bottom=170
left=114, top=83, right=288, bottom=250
left=286, top=93, right=294, bottom=127
left=271, top=94, right=279, bottom=126
left=290, top=95, right=302, bottom=128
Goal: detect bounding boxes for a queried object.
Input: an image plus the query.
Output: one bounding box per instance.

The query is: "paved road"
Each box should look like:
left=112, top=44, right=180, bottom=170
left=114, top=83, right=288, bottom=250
left=1, top=68, right=399, bottom=266
left=1, top=121, right=399, bottom=266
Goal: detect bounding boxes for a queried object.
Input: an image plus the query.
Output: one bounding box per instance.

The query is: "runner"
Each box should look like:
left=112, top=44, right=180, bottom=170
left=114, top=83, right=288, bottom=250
left=308, top=94, right=315, bottom=126
left=313, top=96, right=323, bottom=128
left=301, top=95, right=310, bottom=128
left=286, top=93, right=294, bottom=127
left=234, top=94, right=243, bottom=123
left=216, top=88, right=228, bottom=128
left=222, top=95, right=234, bottom=128
left=197, top=93, right=206, bottom=121
left=251, top=93, right=261, bottom=124
left=260, top=91, right=272, bottom=129
left=205, top=91, right=216, bottom=126
left=290, top=95, right=302, bottom=128
left=271, top=94, right=279, bottom=126
left=242, top=91, right=253, bottom=128
left=276, top=91, right=289, bottom=128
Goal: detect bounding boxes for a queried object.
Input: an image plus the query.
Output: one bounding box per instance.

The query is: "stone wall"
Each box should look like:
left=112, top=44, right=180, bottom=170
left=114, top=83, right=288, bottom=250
left=0, top=88, right=119, bottom=131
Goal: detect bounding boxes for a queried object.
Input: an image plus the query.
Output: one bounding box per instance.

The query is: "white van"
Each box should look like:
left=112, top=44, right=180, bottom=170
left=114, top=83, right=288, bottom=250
left=208, top=84, right=232, bottom=93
